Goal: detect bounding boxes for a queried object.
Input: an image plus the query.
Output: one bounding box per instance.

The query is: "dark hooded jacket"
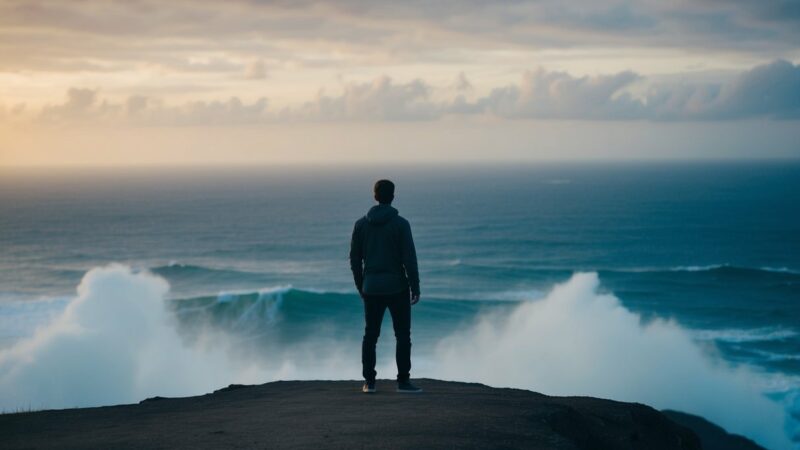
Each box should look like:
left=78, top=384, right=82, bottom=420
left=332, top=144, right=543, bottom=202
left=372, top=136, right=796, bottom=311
left=350, top=204, right=420, bottom=296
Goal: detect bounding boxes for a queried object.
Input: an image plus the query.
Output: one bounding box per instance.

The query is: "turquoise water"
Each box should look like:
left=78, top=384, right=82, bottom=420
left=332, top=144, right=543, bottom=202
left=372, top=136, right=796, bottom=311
left=1, top=162, right=798, bottom=447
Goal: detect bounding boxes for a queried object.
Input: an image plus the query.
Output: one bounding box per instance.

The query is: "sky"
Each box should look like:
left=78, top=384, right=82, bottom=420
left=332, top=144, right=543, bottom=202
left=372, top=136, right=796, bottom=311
left=1, top=0, right=799, bottom=166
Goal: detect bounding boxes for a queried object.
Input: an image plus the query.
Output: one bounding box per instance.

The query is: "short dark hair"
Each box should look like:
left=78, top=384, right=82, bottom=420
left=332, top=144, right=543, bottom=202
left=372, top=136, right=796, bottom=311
left=373, top=179, right=395, bottom=204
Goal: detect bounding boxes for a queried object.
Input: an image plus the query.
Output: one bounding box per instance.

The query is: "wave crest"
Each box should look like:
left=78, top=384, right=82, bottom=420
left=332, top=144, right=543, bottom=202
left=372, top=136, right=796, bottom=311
left=434, top=272, right=795, bottom=449
left=0, top=266, right=796, bottom=448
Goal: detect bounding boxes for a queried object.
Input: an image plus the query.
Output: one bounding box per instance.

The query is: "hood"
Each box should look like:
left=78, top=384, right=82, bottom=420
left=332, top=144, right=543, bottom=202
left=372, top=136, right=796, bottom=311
left=366, top=204, right=398, bottom=226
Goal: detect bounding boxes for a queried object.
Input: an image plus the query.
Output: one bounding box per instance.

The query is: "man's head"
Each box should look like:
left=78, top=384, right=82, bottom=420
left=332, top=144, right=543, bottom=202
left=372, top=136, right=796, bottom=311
left=373, top=179, right=395, bottom=204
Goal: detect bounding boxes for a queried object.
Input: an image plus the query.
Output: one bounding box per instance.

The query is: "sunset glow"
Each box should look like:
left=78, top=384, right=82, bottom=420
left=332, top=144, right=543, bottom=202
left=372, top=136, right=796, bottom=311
left=1, top=1, right=799, bottom=165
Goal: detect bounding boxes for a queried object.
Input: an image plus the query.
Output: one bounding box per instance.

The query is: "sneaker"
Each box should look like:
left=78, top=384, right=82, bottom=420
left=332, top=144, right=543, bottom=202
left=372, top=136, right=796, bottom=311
left=396, top=381, right=423, bottom=393
left=362, top=381, right=376, bottom=394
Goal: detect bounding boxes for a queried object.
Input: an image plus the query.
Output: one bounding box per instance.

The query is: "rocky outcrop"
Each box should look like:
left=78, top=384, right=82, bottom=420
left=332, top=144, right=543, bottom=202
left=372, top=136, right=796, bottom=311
left=0, top=379, right=711, bottom=449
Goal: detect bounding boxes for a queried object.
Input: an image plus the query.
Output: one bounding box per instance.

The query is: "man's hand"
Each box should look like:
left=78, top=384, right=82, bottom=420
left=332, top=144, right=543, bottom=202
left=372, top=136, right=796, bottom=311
left=410, top=293, right=420, bottom=305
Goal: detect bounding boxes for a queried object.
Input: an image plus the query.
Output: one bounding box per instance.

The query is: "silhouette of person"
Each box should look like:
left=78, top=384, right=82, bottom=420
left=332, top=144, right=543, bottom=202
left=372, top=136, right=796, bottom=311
left=350, top=179, right=422, bottom=393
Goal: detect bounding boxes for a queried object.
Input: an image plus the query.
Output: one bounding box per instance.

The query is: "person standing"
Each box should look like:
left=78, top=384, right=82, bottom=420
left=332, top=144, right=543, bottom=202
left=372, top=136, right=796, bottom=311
left=350, top=179, right=422, bottom=394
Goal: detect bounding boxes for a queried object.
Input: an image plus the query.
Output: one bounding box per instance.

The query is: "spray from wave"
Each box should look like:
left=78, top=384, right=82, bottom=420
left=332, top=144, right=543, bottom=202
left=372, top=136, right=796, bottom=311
left=433, top=273, right=794, bottom=449
left=0, top=265, right=249, bottom=409
left=0, top=265, right=352, bottom=411
left=0, top=265, right=795, bottom=448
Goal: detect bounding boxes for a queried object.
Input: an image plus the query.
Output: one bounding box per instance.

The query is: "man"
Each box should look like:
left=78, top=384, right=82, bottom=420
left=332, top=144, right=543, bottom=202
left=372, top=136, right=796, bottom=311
left=350, top=179, right=422, bottom=394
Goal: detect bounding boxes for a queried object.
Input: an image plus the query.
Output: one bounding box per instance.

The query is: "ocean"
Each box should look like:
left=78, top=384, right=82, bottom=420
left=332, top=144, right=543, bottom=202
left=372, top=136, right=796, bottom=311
left=1, top=161, right=798, bottom=448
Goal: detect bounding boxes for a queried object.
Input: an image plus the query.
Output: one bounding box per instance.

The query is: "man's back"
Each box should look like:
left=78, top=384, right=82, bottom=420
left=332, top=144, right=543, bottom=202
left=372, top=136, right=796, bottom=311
left=350, top=203, right=420, bottom=297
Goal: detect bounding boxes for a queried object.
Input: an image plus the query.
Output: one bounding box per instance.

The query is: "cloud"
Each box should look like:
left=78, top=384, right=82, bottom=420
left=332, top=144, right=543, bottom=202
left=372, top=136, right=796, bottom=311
left=244, top=59, right=268, bottom=79
left=1, top=0, right=798, bottom=75
left=707, top=58, right=800, bottom=119
left=453, top=72, right=473, bottom=92
left=287, top=76, right=439, bottom=121
left=159, top=97, right=270, bottom=125
left=469, top=69, right=644, bottom=120
left=537, top=3, right=657, bottom=32
left=28, top=60, right=800, bottom=125
left=698, top=0, right=800, bottom=24
left=0, top=102, right=27, bottom=121
left=32, top=77, right=443, bottom=124
left=645, top=59, right=800, bottom=119
left=461, top=59, right=800, bottom=120
left=38, top=91, right=269, bottom=126
left=39, top=88, right=101, bottom=121
left=126, top=95, right=152, bottom=116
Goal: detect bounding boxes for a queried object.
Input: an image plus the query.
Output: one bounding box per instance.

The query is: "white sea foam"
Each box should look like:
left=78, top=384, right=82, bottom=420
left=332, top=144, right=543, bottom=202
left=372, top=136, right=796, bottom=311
left=431, top=273, right=795, bottom=449
left=0, top=265, right=357, bottom=412
left=692, top=327, right=799, bottom=343
left=605, top=264, right=800, bottom=275
left=488, top=289, right=544, bottom=302
left=0, top=267, right=795, bottom=448
left=670, top=264, right=729, bottom=272
left=0, top=265, right=250, bottom=409
left=215, top=285, right=293, bottom=302
left=668, top=264, right=800, bottom=275
left=762, top=266, right=800, bottom=275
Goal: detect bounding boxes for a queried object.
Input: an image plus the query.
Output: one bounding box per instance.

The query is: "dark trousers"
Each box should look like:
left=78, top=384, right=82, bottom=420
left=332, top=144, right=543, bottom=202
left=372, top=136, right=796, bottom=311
left=361, top=289, right=411, bottom=383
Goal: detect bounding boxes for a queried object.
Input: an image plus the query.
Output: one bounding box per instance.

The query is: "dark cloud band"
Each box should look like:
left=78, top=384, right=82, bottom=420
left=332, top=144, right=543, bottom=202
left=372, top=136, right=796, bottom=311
left=23, top=59, right=800, bottom=124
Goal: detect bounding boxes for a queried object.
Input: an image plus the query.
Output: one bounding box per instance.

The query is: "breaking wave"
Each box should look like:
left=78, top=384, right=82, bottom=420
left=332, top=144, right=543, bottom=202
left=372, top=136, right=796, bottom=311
left=609, top=264, right=800, bottom=276
left=692, top=327, right=800, bottom=344
left=0, top=265, right=796, bottom=448
left=149, top=261, right=800, bottom=281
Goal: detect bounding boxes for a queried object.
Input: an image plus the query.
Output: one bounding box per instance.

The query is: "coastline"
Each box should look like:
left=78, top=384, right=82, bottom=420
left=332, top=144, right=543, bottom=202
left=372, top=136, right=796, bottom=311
left=0, top=379, right=762, bottom=449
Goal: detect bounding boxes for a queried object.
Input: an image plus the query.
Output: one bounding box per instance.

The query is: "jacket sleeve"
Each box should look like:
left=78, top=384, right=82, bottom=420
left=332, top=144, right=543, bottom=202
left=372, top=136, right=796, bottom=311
left=349, top=220, right=364, bottom=292
left=401, top=220, right=420, bottom=296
